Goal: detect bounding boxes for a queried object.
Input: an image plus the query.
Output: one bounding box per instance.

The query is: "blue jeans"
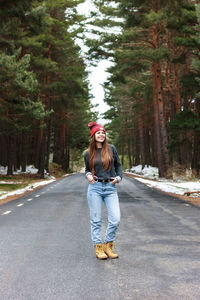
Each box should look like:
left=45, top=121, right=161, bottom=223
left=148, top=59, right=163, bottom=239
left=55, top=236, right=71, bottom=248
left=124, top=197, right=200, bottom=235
left=87, top=181, right=120, bottom=245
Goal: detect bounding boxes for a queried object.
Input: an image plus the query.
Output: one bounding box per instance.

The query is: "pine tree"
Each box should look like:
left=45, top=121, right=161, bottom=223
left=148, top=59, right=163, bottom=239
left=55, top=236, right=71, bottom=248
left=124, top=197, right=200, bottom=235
left=86, top=0, right=199, bottom=177
left=0, top=0, right=93, bottom=176
left=0, top=49, right=45, bottom=174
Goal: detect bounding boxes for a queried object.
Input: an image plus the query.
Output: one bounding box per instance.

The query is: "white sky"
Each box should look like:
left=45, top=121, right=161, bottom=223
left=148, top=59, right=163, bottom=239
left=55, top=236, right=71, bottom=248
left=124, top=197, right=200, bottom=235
left=87, top=61, right=112, bottom=124
left=77, top=0, right=112, bottom=124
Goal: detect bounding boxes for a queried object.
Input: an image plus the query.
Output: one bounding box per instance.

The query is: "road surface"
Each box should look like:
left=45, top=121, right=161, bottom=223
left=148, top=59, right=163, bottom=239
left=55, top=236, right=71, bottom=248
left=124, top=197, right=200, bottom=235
left=0, top=173, right=200, bottom=300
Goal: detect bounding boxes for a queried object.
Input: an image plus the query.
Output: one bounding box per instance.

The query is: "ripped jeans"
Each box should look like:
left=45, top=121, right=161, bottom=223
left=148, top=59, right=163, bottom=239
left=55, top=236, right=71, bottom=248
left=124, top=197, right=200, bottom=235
left=87, top=181, right=120, bottom=245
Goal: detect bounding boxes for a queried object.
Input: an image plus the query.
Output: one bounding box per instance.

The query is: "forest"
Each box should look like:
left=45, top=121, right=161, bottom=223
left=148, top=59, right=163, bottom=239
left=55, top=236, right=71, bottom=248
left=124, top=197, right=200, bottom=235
left=0, top=0, right=94, bottom=177
left=0, top=0, right=200, bottom=178
left=87, top=0, right=200, bottom=178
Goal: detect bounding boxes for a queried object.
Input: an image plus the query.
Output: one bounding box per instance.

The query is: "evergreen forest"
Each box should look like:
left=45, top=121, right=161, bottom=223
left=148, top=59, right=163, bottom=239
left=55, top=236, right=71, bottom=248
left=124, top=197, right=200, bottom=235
left=0, top=0, right=94, bottom=177
left=0, top=0, right=200, bottom=178
left=86, top=0, right=200, bottom=178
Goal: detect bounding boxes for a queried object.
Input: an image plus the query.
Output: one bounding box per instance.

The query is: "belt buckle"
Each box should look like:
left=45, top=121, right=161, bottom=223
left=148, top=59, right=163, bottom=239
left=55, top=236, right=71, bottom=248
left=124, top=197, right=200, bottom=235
left=103, top=179, right=109, bottom=183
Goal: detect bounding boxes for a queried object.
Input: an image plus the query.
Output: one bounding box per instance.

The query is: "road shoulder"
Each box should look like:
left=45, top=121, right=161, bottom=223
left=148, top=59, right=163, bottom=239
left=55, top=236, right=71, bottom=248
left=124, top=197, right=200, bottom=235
left=125, top=173, right=200, bottom=207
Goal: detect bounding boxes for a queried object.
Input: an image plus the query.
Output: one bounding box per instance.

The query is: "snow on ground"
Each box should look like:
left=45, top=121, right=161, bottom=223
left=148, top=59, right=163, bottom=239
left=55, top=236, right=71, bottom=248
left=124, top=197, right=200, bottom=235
left=129, top=165, right=159, bottom=179
left=125, top=165, right=200, bottom=196
left=0, top=181, right=23, bottom=184
left=0, top=178, right=56, bottom=200
left=0, top=165, right=40, bottom=175
left=0, top=165, right=56, bottom=200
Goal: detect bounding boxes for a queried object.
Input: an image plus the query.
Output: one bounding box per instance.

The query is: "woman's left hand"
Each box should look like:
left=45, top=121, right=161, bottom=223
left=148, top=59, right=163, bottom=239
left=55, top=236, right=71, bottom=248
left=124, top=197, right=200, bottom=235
left=110, top=177, right=118, bottom=184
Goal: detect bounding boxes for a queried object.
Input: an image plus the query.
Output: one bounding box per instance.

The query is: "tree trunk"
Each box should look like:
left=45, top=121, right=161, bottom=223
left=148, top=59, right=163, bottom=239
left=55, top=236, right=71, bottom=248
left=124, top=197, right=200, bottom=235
left=193, top=96, right=200, bottom=175
left=137, top=94, right=145, bottom=168
left=13, top=135, right=17, bottom=172
left=21, top=133, right=28, bottom=172
left=127, top=135, right=132, bottom=169
left=152, top=23, right=171, bottom=177
left=134, top=126, right=140, bottom=166
left=152, top=62, right=165, bottom=177
left=150, top=128, right=157, bottom=167
left=164, top=46, right=176, bottom=121
left=192, top=133, right=200, bottom=176
left=174, top=64, right=181, bottom=113
left=7, top=136, right=14, bottom=175
left=62, top=124, right=70, bottom=171
left=34, top=128, right=42, bottom=169
left=144, top=128, right=151, bottom=166
left=45, top=116, right=52, bottom=173
left=38, top=127, right=46, bottom=178
left=0, top=134, right=7, bottom=166
left=156, top=63, right=171, bottom=175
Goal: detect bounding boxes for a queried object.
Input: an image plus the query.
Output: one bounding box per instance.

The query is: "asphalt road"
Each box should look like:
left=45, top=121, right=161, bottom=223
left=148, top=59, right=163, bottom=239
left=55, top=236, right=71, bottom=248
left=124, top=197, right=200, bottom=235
left=0, top=173, right=200, bottom=300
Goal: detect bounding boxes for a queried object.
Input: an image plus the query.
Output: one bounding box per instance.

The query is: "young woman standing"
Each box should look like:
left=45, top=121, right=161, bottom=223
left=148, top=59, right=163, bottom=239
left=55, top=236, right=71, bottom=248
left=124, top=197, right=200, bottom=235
left=84, top=122, right=122, bottom=260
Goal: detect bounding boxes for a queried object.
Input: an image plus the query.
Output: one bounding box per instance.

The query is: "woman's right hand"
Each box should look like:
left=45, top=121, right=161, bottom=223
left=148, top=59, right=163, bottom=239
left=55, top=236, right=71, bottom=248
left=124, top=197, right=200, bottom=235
left=87, top=174, right=97, bottom=184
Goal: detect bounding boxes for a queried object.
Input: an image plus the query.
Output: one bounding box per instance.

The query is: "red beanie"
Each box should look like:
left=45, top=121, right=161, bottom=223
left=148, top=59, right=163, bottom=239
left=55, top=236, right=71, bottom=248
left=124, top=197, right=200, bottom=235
left=88, top=122, right=106, bottom=137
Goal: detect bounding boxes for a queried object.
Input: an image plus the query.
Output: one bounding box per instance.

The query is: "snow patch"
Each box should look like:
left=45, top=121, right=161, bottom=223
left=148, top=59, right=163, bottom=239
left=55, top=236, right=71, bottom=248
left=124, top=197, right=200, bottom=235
left=134, top=177, right=200, bottom=195
left=127, top=165, right=159, bottom=179
left=0, top=179, right=56, bottom=200
left=0, top=165, right=39, bottom=175
left=125, top=165, right=200, bottom=196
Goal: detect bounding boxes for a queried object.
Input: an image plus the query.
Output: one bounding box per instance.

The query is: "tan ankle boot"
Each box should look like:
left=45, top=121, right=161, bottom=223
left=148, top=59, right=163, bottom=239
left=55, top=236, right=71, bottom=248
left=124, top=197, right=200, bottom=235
left=95, top=244, right=108, bottom=260
left=103, top=242, right=118, bottom=259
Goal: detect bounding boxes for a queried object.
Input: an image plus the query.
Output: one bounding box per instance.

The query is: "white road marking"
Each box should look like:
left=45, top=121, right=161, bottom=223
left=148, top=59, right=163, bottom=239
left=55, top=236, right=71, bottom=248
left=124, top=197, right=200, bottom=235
left=2, top=211, right=12, bottom=215
left=35, top=195, right=40, bottom=197
left=184, top=204, right=190, bottom=207
left=27, top=198, right=33, bottom=201
left=17, top=203, right=24, bottom=207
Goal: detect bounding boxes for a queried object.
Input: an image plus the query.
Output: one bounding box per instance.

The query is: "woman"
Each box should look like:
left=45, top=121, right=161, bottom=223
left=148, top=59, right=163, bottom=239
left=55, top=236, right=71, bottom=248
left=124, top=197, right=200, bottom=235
left=84, top=122, right=122, bottom=260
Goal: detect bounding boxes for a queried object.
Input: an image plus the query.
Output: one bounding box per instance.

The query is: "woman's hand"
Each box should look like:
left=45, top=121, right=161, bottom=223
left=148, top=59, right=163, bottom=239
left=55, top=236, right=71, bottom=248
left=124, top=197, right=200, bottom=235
left=87, top=174, right=97, bottom=184
left=110, top=177, right=118, bottom=185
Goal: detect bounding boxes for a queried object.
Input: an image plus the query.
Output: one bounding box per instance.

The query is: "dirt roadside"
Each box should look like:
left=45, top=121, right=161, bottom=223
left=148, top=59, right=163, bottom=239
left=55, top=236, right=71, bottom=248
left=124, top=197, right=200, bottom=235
left=125, top=173, right=200, bottom=207
left=0, top=178, right=61, bottom=206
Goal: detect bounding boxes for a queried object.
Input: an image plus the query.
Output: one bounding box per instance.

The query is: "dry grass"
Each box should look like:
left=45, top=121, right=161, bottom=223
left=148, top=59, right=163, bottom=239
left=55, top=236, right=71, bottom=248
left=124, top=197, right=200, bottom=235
left=0, top=164, right=68, bottom=206
left=0, top=181, right=53, bottom=206
left=0, top=173, right=53, bottom=206
left=49, top=162, right=66, bottom=178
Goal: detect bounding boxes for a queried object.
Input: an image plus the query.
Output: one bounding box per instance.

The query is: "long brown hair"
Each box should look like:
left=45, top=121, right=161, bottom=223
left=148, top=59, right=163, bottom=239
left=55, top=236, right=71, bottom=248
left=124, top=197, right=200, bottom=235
left=88, top=135, right=113, bottom=176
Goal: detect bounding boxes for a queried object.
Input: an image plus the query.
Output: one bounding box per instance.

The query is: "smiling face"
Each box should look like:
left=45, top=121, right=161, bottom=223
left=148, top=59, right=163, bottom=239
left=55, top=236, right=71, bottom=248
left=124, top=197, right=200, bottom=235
left=94, top=130, right=106, bottom=144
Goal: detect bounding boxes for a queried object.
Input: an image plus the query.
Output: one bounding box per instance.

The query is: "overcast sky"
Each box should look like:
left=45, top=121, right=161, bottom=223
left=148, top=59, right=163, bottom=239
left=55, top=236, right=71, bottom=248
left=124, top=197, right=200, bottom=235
left=77, top=0, right=112, bottom=124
